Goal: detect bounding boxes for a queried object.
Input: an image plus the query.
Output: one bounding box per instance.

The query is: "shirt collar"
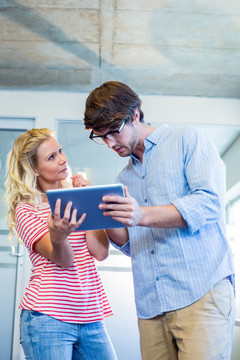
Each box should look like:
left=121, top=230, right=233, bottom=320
left=130, top=124, right=169, bottom=161
left=145, top=124, right=169, bottom=145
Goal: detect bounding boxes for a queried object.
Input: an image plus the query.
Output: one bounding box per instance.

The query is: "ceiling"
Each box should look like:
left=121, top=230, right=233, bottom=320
left=1, top=0, right=240, bottom=97
left=0, top=0, right=240, bottom=156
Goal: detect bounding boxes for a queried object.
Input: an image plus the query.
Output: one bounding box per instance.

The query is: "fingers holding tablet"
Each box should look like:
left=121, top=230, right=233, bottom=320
left=50, top=198, right=87, bottom=233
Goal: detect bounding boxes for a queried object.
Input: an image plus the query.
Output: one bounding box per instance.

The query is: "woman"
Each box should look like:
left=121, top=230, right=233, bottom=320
left=5, top=128, right=117, bottom=360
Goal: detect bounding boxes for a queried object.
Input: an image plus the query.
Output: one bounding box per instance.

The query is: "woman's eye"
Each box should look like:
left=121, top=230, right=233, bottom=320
left=59, top=148, right=63, bottom=153
left=48, top=154, right=54, bottom=160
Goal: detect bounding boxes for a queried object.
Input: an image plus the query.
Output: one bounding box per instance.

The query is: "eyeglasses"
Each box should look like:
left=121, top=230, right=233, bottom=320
left=89, top=117, right=129, bottom=145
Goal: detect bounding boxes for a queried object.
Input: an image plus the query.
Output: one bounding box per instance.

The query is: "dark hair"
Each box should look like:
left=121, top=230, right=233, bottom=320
left=83, top=81, right=144, bottom=131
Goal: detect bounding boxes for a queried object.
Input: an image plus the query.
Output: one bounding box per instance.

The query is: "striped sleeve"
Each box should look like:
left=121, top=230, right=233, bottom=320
left=15, top=203, right=49, bottom=250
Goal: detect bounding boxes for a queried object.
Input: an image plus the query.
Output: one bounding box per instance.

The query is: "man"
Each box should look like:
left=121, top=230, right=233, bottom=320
left=83, top=80, right=235, bottom=360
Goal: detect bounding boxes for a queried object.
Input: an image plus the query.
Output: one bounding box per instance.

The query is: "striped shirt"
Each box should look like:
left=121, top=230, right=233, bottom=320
left=15, top=202, right=112, bottom=323
left=115, top=125, right=234, bottom=319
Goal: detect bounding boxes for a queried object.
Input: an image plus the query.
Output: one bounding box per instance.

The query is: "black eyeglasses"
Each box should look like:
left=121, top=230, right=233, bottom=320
left=89, top=117, right=129, bottom=145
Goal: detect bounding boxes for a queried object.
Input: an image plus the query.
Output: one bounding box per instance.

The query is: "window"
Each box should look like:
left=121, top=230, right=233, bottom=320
left=0, top=117, right=34, bottom=360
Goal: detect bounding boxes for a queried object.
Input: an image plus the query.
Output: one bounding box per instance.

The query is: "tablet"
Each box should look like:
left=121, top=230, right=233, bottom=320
left=46, top=183, right=126, bottom=231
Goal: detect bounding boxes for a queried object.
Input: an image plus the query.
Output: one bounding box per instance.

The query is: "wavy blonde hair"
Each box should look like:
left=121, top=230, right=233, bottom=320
left=5, top=128, right=70, bottom=242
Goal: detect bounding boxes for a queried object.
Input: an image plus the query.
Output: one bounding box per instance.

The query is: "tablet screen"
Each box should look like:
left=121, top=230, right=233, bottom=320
left=46, top=183, right=126, bottom=231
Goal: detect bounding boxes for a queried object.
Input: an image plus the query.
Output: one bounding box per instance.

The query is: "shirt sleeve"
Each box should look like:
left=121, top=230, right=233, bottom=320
left=110, top=239, right=131, bottom=256
left=172, top=127, right=226, bottom=234
left=15, top=203, right=49, bottom=251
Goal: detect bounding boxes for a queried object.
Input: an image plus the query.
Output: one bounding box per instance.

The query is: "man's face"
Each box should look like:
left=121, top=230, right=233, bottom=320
left=89, top=109, right=141, bottom=157
left=92, top=121, right=138, bottom=157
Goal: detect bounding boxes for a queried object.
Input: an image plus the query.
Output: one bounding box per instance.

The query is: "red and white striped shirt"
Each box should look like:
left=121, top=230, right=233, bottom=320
left=15, top=202, right=113, bottom=323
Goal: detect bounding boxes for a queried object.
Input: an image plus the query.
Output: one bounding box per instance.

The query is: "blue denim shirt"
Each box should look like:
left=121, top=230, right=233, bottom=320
left=114, top=125, right=234, bottom=319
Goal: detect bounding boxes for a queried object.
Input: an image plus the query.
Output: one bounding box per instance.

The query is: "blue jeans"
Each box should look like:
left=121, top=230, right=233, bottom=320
left=20, top=310, right=117, bottom=360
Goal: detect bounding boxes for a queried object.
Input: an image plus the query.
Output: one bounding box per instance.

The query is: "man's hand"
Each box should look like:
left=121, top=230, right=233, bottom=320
left=99, top=186, right=144, bottom=227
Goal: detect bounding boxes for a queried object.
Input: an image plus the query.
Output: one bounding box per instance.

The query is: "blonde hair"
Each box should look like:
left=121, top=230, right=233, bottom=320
left=5, top=128, right=70, bottom=242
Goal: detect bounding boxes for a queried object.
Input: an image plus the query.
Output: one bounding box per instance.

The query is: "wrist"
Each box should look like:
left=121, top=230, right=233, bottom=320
left=138, top=207, right=148, bottom=227
left=50, top=233, right=68, bottom=246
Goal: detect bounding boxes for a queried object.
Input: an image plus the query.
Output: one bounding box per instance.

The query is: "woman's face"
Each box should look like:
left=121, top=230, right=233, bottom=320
left=34, top=137, right=68, bottom=189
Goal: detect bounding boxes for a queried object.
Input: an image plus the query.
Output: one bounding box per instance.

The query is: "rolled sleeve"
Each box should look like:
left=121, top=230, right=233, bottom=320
left=172, top=188, right=223, bottom=234
left=172, top=196, right=206, bottom=234
left=110, top=239, right=131, bottom=256
left=172, top=128, right=226, bottom=234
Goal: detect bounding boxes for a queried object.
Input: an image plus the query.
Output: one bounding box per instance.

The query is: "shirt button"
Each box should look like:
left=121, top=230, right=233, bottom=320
left=156, top=277, right=160, bottom=281
left=144, top=199, right=147, bottom=203
left=142, top=176, right=145, bottom=179
left=151, top=250, right=154, bottom=254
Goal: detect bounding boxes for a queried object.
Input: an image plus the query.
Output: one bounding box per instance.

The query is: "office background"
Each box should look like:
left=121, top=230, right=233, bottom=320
left=0, top=1, right=240, bottom=359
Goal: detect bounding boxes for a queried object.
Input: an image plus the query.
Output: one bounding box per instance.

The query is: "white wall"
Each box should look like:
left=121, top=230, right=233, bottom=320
left=1, top=90, right=240, bottom=127
left=222, top=135, right=240, bottom=195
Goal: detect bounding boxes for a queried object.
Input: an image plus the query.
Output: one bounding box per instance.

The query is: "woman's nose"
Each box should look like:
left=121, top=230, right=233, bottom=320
left=60, top=153, right=67, bottom=164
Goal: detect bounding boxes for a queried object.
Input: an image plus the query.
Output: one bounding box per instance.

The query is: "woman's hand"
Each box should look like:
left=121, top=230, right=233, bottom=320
left=48, top=199, right=86, bottom=241
left=34, top=199, right=87, bottom=268
left=71, top=174, right=91, bottom=188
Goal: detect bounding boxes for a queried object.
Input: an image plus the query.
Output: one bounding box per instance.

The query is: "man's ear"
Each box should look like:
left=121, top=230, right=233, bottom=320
left=133, top=108, right=140, bottom=124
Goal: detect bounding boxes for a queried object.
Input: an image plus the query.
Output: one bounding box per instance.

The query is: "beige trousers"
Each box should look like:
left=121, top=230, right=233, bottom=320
left=138, top=278, right=235, bottom=360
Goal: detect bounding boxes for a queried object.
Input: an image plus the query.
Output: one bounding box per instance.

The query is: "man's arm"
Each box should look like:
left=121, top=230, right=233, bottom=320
left=99, top=187, right=187, bottom=228
left=138, top=204, right=187, bottom=228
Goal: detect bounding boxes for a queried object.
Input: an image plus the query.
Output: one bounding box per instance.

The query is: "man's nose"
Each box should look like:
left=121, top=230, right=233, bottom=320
left=103, top=137, right=116, bottom=148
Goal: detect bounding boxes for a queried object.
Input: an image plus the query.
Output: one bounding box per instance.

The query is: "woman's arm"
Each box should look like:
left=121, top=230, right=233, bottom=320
left=105, top=227, right=129, bottom=247
left=86, top=227, right=129, bottom=260
left=85, top=230, right=110, bottom=261
left=34, top=199, right=86, bottom=268
left=34, top=232, right=74, bottom=268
